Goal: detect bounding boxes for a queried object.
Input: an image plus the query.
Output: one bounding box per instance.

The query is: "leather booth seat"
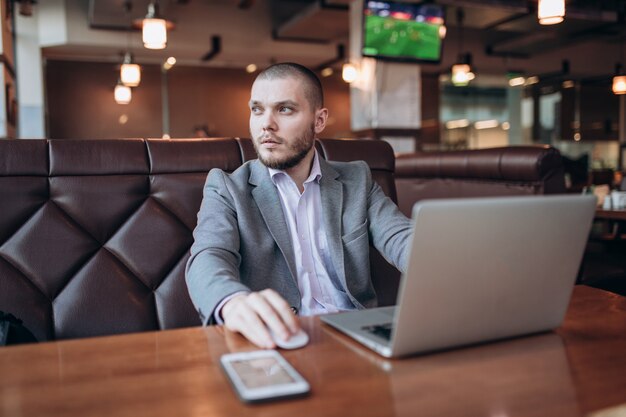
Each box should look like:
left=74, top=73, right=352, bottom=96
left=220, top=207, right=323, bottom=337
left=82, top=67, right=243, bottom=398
left=394, top=146, right=567, bottom=217
left=0, top=139, right=566, bottom=341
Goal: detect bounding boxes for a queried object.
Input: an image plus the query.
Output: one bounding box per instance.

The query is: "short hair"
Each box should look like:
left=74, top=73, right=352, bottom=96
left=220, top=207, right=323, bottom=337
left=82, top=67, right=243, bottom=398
left=255, top=62, right=324, bottom=110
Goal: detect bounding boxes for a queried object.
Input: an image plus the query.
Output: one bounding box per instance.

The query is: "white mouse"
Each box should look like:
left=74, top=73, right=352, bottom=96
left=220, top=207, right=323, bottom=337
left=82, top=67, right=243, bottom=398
left=269, top=328, right=309, bottom=350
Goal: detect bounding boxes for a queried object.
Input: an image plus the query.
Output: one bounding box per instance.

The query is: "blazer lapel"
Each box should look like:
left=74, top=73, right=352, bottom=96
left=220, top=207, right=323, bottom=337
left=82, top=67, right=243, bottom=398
left=318, top=158, right=347, bottom=287
left=249, top=160, right=298, bottom=283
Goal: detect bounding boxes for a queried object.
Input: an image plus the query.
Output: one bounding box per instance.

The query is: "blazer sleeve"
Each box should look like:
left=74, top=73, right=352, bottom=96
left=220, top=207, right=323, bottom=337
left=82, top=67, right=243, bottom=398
left=364, top=166, right=413, bottom=273
left=185, top=169, right=252, bottom=325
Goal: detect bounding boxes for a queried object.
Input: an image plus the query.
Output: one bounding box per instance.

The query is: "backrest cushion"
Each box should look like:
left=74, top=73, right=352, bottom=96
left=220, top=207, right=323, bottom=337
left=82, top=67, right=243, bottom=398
left=0, top=138, right=243, bottom=341
left=394, top=146, right=566, bottom=217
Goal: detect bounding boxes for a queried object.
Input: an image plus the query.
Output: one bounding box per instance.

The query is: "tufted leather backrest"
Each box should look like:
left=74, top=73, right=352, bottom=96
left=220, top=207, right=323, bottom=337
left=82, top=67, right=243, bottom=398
left=0, top=137, right=401, bottom=341
left=394, top=146, right=567, bottom=217
left=317, top=139, right=398, bottom=203
left=0, top=138, right=244, bottom=341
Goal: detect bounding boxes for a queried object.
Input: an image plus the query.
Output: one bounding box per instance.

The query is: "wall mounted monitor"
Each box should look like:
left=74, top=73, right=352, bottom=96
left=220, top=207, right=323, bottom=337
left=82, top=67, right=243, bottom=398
left=362, top=1, right=445, bottom=63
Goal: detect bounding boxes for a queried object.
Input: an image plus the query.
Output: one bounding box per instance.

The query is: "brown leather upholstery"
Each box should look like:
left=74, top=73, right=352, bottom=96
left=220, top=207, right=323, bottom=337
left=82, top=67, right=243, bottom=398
left=236, top=137, right=257, bottom=162
left=0, top=138, right=244, bottom=341
left=0, top=137, right=400, bottom=341
left=394, top=146, right=567, bottom=217
left=317, top=138, right=398, bottom=203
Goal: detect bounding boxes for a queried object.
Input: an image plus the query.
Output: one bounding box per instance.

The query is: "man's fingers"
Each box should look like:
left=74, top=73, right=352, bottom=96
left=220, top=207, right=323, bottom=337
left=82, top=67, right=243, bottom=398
left=246, top=292, right=290, bottom=341
left=261, top=289, right=300, bottom=334
left=225, top=301, right=275, bottom=348
left=221, top=290, right=299, bottom=348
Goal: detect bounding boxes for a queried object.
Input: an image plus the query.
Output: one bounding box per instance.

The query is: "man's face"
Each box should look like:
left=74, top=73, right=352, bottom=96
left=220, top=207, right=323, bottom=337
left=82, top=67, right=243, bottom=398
left=249, top=76, right=326, bottom=170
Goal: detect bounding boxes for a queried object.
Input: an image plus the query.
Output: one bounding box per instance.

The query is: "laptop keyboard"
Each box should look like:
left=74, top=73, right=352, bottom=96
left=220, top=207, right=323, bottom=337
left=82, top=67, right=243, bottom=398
left=362, top=322, right=393, bottom=341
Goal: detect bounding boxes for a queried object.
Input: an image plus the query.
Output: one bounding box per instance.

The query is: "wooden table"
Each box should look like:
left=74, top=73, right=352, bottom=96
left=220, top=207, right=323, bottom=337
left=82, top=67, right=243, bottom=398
left=1, top=286, right=625, bottom=417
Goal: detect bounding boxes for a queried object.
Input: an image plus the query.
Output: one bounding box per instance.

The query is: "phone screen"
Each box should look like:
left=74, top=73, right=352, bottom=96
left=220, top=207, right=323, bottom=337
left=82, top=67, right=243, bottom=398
left=231, top=357, right=296, bottom=389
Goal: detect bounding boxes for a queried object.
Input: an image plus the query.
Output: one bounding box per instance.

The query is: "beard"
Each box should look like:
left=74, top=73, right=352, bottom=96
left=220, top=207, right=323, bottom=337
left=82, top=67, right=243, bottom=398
left=253, top=123, right=316, bottom=170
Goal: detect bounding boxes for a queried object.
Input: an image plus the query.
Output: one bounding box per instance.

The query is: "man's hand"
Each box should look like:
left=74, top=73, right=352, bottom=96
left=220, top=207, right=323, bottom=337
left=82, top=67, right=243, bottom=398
left=221, top=289, right=300, bottom=348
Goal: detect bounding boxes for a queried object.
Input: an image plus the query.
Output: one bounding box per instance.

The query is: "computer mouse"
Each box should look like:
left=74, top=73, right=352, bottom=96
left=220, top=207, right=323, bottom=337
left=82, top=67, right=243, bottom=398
left=269, top=328, right=309, bottom=350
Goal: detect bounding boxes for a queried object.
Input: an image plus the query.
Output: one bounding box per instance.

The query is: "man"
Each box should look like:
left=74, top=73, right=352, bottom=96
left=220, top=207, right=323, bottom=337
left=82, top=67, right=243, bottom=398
left=185, top=63, right=411, bottom=348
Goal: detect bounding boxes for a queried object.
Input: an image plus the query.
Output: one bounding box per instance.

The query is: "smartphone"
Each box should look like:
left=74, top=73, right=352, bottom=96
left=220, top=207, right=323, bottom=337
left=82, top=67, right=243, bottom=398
left=220, top=349, right=310, bottom=403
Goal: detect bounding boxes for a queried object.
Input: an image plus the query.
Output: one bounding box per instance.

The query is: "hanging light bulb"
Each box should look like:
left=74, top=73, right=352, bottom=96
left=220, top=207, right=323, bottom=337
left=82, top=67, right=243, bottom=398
left=321, top=67, right=333, bottom=77
left=120, top=53, right=141, bottom=87
left=450, top=10, right=474, bottom=87
left=142, top=2, right=167, bottom=49
left=613, top=75, right=626, bottom=95
left=114, top=81, right=132, bottom=104
left=121, top=62, right=141, bottom=87
left=451, top=64, right=471, bottom=86
left=451, top=52, right=474, bottom=87
left=342, top=62, right=358, bottom=83
left=163, top=56, right=177, bottom=71
left=538, top=0, right=565, bottom=25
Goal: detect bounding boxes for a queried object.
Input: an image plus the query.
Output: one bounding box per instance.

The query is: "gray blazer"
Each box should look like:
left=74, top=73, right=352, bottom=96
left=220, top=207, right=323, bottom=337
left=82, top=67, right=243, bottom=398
left=185, top=157, right=412, bottom=324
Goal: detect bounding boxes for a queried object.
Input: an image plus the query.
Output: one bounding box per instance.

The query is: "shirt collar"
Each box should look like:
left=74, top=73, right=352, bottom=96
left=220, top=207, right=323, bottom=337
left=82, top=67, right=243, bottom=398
left=268, top=150, right=322, bottom=185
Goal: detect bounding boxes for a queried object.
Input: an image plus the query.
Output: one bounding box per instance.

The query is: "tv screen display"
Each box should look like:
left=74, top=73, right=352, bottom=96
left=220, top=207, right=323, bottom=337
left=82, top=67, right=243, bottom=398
left=362, top=1, right=445, bottom=63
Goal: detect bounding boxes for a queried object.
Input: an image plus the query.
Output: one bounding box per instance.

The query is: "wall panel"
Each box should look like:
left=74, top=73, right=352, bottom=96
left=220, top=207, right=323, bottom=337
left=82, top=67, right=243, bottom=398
left=45, top=60, right=351, bottom=139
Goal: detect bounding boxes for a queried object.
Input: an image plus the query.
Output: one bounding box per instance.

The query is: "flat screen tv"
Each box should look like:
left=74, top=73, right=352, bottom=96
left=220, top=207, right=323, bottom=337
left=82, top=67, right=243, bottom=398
left=362, top=1, right=445, bottom=63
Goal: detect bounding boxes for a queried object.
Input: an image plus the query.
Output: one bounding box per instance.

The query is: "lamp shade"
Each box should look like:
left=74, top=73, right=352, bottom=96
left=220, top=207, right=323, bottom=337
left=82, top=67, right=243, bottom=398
left=114, top=83, right=132, bottom=104
left=121, top=63, right=141, bottom=87
left=143, top=18, right=167, bottom=49
left=538, top=0, right=565, bottom=25
left=613, top=75, right=626, bottom=95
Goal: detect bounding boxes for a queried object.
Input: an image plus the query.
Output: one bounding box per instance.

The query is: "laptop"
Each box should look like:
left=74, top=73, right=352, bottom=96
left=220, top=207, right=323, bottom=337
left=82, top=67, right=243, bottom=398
left=321, top=195, right=597, bottom=358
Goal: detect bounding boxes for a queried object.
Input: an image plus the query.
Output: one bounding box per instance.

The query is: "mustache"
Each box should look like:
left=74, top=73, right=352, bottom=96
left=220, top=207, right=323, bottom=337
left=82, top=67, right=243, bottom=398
left=256, top=134, right=284, bottom=144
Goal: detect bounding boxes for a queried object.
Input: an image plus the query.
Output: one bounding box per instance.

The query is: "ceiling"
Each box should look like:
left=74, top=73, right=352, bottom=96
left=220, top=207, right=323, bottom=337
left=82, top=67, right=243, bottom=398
left=39, top=0, right=626, bottom=80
